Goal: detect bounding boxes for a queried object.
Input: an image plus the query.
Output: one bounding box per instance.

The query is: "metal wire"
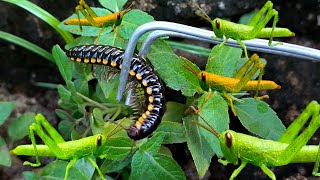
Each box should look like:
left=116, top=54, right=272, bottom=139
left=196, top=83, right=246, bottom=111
left=139, top=30, right=320, bottom=60
left=117, top=21, right=320, bottom=101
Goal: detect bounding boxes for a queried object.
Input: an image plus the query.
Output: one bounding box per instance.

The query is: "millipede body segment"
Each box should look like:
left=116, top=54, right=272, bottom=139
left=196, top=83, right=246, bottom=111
left=65, top=45, right=165, bottom=140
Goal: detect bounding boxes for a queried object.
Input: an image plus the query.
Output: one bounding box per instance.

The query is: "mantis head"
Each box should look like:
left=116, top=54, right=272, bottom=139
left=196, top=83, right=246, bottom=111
left=198, top=72, right=209, bottom=91
left=116, top=2, right=135, bottom=25
left=94, top=134, right=109, bottom=156
left=212, top=18, right=223, bottom=38
left=180, top=56, right=209, bottom=91
left=219, top=130, right=239, bottom=165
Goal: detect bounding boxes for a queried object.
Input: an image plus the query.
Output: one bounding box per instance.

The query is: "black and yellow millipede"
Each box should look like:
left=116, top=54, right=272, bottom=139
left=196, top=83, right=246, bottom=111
left=66, top=45, right=165, bottom=140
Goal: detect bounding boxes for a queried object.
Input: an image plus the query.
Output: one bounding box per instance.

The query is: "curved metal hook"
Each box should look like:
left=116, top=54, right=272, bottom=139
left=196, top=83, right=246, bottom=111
left=117, top=21, right=320, bottom=101
left=139, top=30, right=320, bottom=61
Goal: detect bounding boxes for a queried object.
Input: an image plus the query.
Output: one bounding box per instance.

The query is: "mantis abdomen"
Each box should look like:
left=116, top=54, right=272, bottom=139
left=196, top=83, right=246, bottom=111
left=219, top=20, right=295, bottom=40
left=64, top=13, right=120, bottom=26
left=11, top=134, right=102, bottom=160
left=200, top=71, right=280, bottom=92
left=228, top=131, right=318, bottom=166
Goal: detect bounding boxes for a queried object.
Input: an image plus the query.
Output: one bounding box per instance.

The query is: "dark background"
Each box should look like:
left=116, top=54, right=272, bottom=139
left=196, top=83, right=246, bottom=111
left=0, top=0, right=320, bottom=179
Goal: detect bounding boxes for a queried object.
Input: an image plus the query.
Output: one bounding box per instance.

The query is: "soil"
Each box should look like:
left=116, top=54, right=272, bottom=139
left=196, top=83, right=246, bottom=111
left=0, top=0, right=319, bottom=180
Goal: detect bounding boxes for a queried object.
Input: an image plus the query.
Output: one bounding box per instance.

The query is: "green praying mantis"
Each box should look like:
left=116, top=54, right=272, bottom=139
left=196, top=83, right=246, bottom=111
left=10, top=114, right=127, bottom=180
left=192, top=100, right=320, bottom=180
left=182, top=53, right=280, bottom=116
left=195, top=1, right=295, bottom=59
left=64, top=0, right=134, bottom=43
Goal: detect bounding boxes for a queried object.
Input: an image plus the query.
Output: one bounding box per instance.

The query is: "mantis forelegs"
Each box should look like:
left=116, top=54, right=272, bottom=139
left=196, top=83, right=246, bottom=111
left=244, top=1, right=279, bottom=46
left=75, top=0, right=99, bottom=31
left=278, top=101, right=320, bottom=143
left=275, top=101, right=320, bottom=165
left=64, top=158, right=77, bottom=180
left=229, top=161, right=247, bottom=180
left=260, top=164, right=276, bottom=180
left=312, top=144, right=320, bottom=176
left=229, top=53, right=264, bottom=98
left=23, top=114, right=66, bottom=166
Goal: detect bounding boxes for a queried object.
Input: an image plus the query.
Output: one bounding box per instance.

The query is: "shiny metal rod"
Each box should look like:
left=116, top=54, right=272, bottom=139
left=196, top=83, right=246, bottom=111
left=117, top=21, right=320, bottom=101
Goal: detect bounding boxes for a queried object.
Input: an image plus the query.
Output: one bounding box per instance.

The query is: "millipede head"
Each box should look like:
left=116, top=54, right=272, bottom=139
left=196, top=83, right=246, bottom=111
left=127, top=125, right=142, bottom=140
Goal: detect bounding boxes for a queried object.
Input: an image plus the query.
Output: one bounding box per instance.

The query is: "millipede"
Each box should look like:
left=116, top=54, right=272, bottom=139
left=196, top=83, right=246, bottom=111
left=65, top=45, right=165, bottom=140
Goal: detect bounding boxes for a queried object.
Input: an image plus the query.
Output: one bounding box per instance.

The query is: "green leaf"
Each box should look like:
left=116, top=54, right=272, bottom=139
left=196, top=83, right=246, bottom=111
left=131, top=151, right=186, bottom=180
left=40, top=159, right=92, bottom=180
left=0, top=137, right=11, bottom=166
left=65, top=36, right=96, bottom=49
left=74, top=78, right=89, bottom=97
left=58, top=120, right=73, bottom=139
left=140, top=132, right=165, bottom=154
left=155, top=121, right=186, bottom=144
left=8, top=112, right=36, bottom=142
left=99, top=0, right=127, bottom=12
left=147, top=40, right=201, bottom=96
left=0, top=101, right=16, bottom=126
left=73, top=157, right=95, bottom=179
left=57, top=85, right=78, bottom=110
left=239, top=10, right=259, bottom=24
left=55, top=109, right=72, bottom=120
left=22, top=171, right=37, bottom=180
left=91, top=109, right=105, bottom=134
left=100, top=158, right=131, bottom=173
left=98, top=32, right=127, bottom=48
left=206, top=45, right=243, bottom=77
left=162, top=102, right=184, bottom=123
left=166, top=40, right=211, bottom=57
left=101, top=136, right=132, bottom=160
left=196, top=91, right=229, bottom=157
left=95, top=75, right=120, bottom=103
left=183, top=115, right=214, bottom=178
left=53, top=45, right=73, bottom=83
left=72, top=62, right=92, bottom=80
left=118, top=9, right=154, bottom=40
left=159, top=146, right=173, bottom=157
left=235, top=98, right=285, bottom=140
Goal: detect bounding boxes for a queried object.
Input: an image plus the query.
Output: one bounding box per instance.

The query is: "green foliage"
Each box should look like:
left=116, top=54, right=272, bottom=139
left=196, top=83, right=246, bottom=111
left=99, top=0, right=127, bottom=12
left=183, top=115, right=214, bottom=178
left=0, top=137, right=11, bottom=167
left=40, top=160, right=94, bottom=180
left=0, top=101, right=15, bottom=126
left=8, top=112, right=36, bottom=142
left=206, top=46, right=242, bottom=76
left=147, top=40, right=201, bottom=96
left=235, top=98, right=285, bottom=140
left=131, top=133, right=186, bottom=180
left=2, top=0, right=289, bottom=179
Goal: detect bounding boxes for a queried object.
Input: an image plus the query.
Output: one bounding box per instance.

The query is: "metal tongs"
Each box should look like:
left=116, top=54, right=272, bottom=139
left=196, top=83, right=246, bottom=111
left=117, top=21, right=320, bottom=101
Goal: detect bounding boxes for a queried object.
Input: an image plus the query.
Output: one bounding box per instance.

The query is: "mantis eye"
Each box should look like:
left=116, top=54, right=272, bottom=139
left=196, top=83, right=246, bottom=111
left=225, top=132, right=233, bottom=148
left=117, top=13, right=121, bottom=20
left=201, top=72, right=206, bottom=82
left=97, top=135, right=102, bottom=146
left=215, top=19, right=220, bottom=29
